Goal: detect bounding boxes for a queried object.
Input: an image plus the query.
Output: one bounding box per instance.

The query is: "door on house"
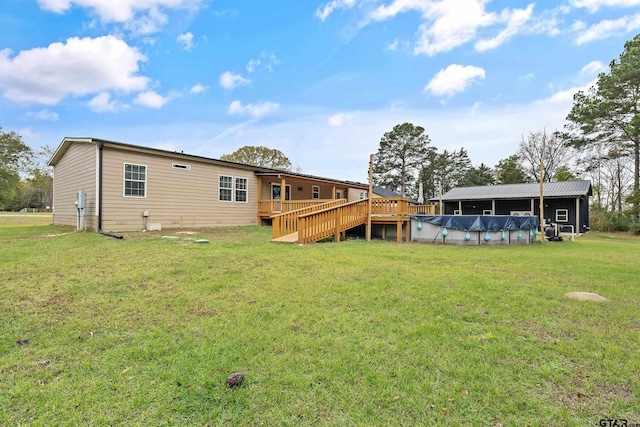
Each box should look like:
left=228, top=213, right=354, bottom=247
left=271, top=184, right=290, bottom=211
left=336, top=190, right=343, bottom=199
left=271, top=184, right=291, bottom=212
left=271, top=184, right=291, bottom=200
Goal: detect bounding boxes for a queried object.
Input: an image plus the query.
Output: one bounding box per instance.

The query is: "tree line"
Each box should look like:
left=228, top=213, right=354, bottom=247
left=372, top=123, right=574, bottom=201
left=0, top=127, right=53, bottom=211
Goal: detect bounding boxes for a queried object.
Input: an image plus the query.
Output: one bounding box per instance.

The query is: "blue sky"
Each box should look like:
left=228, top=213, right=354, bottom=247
left=1, top=0, right=640, bottom=182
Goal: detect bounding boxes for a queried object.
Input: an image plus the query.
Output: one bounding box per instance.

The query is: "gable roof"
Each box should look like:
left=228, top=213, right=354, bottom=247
left=49, top=137, right=369, bottom=189
left=436, top=180, right=592, bottom=201
left=372, top=186, right=420, bottom=204
left=372, top=185, right=401, bottom=198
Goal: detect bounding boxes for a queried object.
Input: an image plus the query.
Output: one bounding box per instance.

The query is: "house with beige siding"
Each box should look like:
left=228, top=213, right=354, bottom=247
left=49, top=137, right=433, bottom=241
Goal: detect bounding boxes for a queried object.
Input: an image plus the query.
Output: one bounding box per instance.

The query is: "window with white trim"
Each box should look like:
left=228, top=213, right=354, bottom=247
left=556, top=209, right=568, bottom=222
left=219, top=175, right=249, bottom=202
left=124, top=163, right=146, bottom=197
left=219, top=175, right=233, bottom=202
left=235, top=177, right=248, bottom=203
left=359, top=191, right=367, bottom=200
left=483, top=210, right=493, bottom=216
left=312, top=185, right=320, bottom=199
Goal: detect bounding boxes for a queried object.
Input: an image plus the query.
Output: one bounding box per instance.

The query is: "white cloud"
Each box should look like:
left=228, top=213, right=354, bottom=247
left=537, top=80, right=596, bottom=105
left=580, top=60, right=606, bottom=76
left=87, top=92, right=119, bottom=112
left=575, top=13, right=640, bottom=44
left=322, top=0, right=536, bottom=56
left=189, top=83, right=208, bottom=94
left=142, top=36, right=159, bottom=45
left=219, top=71, right=251, bottom=90
left=316, top=0, right=357, bottom=21
left=572, top=20, right=587, bottom=31
left=177, top=32, right=194, bottom=50
left=246, top=51, right=280, bottom=73
left=386, top=38, right=399, bottom=51
left=570, top=0, right=640, bottom=12
left=328, top=113, right=350, bottom=127
left=124, top=6, right=168, bottom=34
left=0, top=36, right=148, bottom=105
left=37, top=0, right=201, bottom=33
left=246, top=58, right=261, bottom=73
left=227, top=100, right=279, bottom=117
left=27, top=109, right=59, bottom=121
left=525, top=5, right=570, bottom=37
left=133, top=90, right=172, bottom=108
left=475, top=4, right=534, bottom=51
left=368, top=0, right=497, bottom=56
left=425, top=64, right=486, bottom=97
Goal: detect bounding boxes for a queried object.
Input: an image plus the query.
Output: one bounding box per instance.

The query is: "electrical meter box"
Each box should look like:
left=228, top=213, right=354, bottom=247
left=76, top=189, right=86, bottom=209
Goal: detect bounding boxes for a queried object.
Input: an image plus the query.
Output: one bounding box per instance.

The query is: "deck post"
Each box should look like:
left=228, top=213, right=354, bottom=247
left=396, top=221, right=402, bottom=243
left=334, top=209, right=340, bottom=242
left=367, top=154, right=373, bottom=241
left=280, top=177, right=287, bottom=212
left=257, top=176, right=263, bottom=225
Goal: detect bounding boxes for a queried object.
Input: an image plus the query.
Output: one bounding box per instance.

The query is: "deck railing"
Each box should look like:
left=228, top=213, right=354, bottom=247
left=370, top=198, right=408, bottom=215
left=407, top=204, right=435, bottom=215
left=271, top=199, right=347, bottom=239
left=297, top=200, right=368, bottom=244
left=258, top=199, right=331, bottom=215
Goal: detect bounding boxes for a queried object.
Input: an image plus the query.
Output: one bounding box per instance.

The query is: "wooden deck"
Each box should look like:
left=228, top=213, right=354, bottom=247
left=271, top=231, right=299, bottom=243
left=269, top=198, right=435, bottom=244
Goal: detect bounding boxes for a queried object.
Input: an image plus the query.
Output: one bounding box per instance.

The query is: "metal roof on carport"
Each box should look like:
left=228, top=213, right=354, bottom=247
left=432, top=180, right=592, bottom=201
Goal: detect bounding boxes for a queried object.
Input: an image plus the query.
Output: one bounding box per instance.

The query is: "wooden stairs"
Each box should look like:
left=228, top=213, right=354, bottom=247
left=270, top=198, right=433, bottom=244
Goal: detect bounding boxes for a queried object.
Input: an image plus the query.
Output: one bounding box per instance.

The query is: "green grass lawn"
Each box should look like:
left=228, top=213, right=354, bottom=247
left=1, top=218, right=638, bottom=426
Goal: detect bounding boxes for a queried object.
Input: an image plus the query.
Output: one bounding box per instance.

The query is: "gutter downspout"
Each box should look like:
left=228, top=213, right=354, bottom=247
left=97, top=141, right=123, bottom=239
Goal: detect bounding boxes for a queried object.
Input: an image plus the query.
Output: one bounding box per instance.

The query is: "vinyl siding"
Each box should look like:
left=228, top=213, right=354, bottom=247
left=259, top=178, right=363, bottom=201
left=347, top=188, right=371, bottom=202
left=101, top=148, right=259, bottom=232
left=52, top=142, right=97, bottom=230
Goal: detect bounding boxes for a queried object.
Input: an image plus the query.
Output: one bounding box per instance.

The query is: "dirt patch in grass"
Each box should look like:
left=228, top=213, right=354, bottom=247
left=553, top=380, right=635, bottom=415
left=510, top=321, right=564, bottom=345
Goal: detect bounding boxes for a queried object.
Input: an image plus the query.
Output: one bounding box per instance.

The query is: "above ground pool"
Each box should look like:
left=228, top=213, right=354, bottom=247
left=410, top=215, right=540, bottom=245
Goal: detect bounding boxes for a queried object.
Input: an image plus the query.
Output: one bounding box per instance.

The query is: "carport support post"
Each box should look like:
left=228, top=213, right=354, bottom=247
left=540, top=162, right=544, bottom=244
left=576, top=197, right=580, bottom=234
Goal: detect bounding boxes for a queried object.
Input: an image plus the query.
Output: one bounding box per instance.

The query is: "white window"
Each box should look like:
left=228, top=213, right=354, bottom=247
left=359, top=191, right=367, bottom=200
left=312, top=185, right=320, bottom=199
left=483, top=210, right=493, bottom=216
left=235, top=177, right=248, bottom=203
left=124, top=163, right=146, bottom=198
left=556, top=209, right=568, bottom=222
left=219, top=175, right=248, bottom=202
left=453, top=210, right=462, bottom=215
left=219, top=175, right=233, bottom=202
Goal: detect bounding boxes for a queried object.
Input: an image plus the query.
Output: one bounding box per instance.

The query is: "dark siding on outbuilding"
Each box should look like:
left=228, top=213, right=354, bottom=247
left=438, top=180, right=591, bottom=233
